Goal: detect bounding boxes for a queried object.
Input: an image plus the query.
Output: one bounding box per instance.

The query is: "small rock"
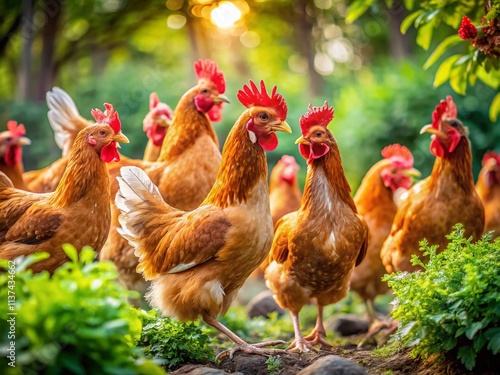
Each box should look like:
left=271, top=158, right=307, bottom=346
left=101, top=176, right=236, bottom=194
left=171, top=365, right=242, bottom=375
left=297, top=355, right=368, bottom=375
left=328, top=315, right=369, bottom=337
left=246, top=290, right=284, bottom=318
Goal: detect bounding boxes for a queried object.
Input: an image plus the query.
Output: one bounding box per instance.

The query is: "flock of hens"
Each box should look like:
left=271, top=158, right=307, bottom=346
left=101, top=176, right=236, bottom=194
left=0, top=59, right=498, bottom=358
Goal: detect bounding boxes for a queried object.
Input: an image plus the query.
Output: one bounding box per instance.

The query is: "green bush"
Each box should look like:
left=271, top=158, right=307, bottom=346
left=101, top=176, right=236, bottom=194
left=0, top=246, right=165, bottom=375
left=384, top=225, right=500, bottom=370
left=135, top=309, right=214, bottom=371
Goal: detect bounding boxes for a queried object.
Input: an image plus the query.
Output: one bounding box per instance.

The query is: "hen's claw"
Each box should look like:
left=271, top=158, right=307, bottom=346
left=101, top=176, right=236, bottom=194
left=287, top=339, right=319, bottom=353
left=216, top=341, right=286, bottom=361
left=303, top=329, right=333, bottom=351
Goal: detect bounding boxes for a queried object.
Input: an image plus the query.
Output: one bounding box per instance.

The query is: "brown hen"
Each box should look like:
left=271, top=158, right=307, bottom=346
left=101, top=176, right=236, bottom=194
left=0, top=121, right=31, bottom=190
left=115, top=80, right=291, bottom=359
left=265, top=102, right=368, bottom=353
left=381, top=96, right=485, bottom=273
left=476, top=151, right=500, bottom=239
left=350, top=144, right=419, bottom=323
left=0, top=104, right=128, bottom=273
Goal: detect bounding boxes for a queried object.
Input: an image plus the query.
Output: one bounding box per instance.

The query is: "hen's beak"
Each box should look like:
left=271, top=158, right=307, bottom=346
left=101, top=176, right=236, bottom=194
left=403, top=167, right=421, bottom=178
left=295, top=135, right=307, bottom=144
left=420, top=124, right=447, bottom=139
left=14, top=136, right=31, bottom=146
left=272, top=121, right=292, bottom=134
left=113, top=132, right=130, bottom=143
left=213, top=94, right=230, bottom=104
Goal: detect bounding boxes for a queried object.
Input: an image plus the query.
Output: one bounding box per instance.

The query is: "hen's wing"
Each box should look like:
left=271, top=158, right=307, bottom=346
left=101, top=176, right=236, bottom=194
left=0, top=188, right=46, bottom=244
left=269, top=214, right=295, bottom=264
left=355, top=215, right=369, bottom=267
left=116, top=166, right=232, bottom=280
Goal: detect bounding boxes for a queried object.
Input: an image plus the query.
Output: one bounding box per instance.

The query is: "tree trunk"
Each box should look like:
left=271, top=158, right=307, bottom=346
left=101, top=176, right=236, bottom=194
left=16, top=0, right=35, bottom=101
left=387, top=0, right=412, bottom=59
left=294, top=0, right=325, bottom=97
left=37, top=0, right=63, bottom=101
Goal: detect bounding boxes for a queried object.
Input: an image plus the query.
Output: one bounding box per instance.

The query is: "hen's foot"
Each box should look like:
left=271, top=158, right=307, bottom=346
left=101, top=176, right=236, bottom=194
left=303, top=329, right=333, bottom=350
left=357, top=319, right=398, bottom=349
left=287, top=338, right=319, bottom=353
left=216, top=340, right=286, bottom=361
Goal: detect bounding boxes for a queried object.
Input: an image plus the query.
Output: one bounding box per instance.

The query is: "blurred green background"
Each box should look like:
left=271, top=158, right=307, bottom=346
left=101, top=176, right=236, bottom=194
left=1, top=0, right=499, bottom=190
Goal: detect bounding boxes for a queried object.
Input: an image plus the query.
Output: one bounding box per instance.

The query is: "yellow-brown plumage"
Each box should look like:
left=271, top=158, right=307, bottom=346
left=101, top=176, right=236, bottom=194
left=381, top=119, right=484, bottom=274
left=116, top=84, right=292, bottom=358
left=265, top=119, right=368, bottom=353
left=0, top=123, right=128, bottom=273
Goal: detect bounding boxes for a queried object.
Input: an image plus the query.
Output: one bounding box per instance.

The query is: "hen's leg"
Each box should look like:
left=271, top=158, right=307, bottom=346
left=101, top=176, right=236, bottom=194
left=302, top=305, right=333, bottom=350
left=366, top=298, right=377, bottom=324
left=287, top=311, right=317, bottom=353
left=203, top=314, right=285, bottom=360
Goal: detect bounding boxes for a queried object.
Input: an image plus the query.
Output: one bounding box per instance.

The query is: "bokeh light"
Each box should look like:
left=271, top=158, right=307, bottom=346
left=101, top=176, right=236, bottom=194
left=211, top=2, right=242, bottom=29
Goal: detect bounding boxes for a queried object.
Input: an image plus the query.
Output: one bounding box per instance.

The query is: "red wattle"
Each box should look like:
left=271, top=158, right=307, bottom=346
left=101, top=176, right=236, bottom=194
left=149, top=125, right=166, bottom=147
left=101, top=142, right=120, bottom=163
left=258, top=132, right=278, bottom=151
left=430, top=137, right=445, bottom=158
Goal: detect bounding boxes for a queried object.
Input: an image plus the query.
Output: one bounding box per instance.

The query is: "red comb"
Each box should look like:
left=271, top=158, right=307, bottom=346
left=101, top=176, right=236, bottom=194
left=237, top=80, right=288, bottom=121
left=91, top=103, right=121, bottom=134
left=431, top=95, right=457, bottom=129
left=194, top=59, right=226, bottom=94
left=381, top=144, right=414, bottom=163
left=482, top=151, right=500, bottom=166
left=299, top=102, right=334, bottom=136
left=150, top=92, right=160, bottom=109
left=6, top=120, right=26, bottom=137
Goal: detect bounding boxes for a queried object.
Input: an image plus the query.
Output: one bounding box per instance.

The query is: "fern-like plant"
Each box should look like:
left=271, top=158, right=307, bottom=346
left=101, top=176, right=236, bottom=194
left=384, top=225, right=500, bottom=370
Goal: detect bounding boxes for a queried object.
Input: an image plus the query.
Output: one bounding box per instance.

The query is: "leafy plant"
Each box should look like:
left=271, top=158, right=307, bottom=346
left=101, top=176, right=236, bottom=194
left=384, top=225, right=500, bottom=370
left=265, top=355, right=282, bottom=375
left=0, top=245, right=165, bottom=374
left=347, top=0, right=500, bottom=121
left=135, top=309, right=214, bottom=371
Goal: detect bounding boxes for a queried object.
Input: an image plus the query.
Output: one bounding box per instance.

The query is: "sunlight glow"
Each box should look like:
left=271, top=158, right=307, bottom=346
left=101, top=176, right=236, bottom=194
left=211, top=2, right=242, bottom=29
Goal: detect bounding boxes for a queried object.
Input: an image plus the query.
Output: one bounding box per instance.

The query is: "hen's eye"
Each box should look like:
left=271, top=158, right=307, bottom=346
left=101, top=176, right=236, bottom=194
left=450, top=120, right=459, bottom=128
left=5, top=137, right=12, bottom=142
left=99, top=130, right=106, bottom=136
left=201, top=89, right=209, bottom=94
left=315, top=131, right=322, bottom=137
left=259, top=113, right=268, bottom=121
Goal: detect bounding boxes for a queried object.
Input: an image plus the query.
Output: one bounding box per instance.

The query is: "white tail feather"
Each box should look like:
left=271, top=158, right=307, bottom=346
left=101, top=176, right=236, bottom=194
left=115, top=166, right=162, bottom=213
left=46, top=87, right=89, bottom=157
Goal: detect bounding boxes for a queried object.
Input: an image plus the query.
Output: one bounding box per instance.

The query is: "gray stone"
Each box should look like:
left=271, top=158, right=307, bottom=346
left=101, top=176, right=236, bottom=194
left=246, top=289, right=285, bottom=318
left=171, top=365, right=242, bottom=375
left=297, top=355, right=368, bottom=375
left=328, top=315, right=369, bottom=337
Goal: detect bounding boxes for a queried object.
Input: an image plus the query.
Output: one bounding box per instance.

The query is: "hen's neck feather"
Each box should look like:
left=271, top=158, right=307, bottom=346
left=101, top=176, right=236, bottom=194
left=50, top=133, right=110, bottom=206
left=354, top=160, right=394, bottom=214
left=0, top=162, right=25, bottom=190
left=204, top=112, right=267, bottom=208
left=158, top=86, right=218, bottom=161
left=301, top=144, right=356, bottom=213
left=430, top=136, right=474, bottom=193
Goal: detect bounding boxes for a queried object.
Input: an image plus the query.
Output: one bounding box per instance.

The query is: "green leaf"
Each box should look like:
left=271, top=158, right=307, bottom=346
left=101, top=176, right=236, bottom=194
left=434, top=55, right=460, bottom=87
left=423, top=35, right=463, bottom=70
left=449, top=64, right=467, bottom=95
left=400, top=10, right=423, bottom=34
left=485, top=327, right=500, bottom=354
left=457, top=345, right=476, bottom=370
left=346, top=0, right=376, bottom=24
left=489, top=92, right=500, bottom=122
left=403, top=0, right=414, bottom=10
left=465, top=322, right=483, bottom=340
left=416, top=19, right=435, bottom=51
left=62, top=243, right=79, bottom=263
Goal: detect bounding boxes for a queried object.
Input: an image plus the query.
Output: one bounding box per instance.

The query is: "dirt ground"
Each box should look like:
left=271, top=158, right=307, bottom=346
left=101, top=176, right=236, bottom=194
left=171, top=345, right=499, bottom=375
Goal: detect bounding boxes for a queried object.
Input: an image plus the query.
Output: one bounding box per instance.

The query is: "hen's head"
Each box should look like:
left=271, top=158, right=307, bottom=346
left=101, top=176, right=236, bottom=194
left=89, top=103, right=129, bottom=163
left=238, top=80, right=291, bottom=151
left=379, top=144, right=420, bottom=192
left=193, top=59, right=230, bottom=116
left=420, top=96, right=468, bottom=158
left=272, top=155, right=300, bottom=185
left=296, top=102, right=335, bottom=164
left=143, top=92, right=173, bottom=147
left=481, top=151, right=500, bottom=187
left=0, top=121, right=31, bottom=167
